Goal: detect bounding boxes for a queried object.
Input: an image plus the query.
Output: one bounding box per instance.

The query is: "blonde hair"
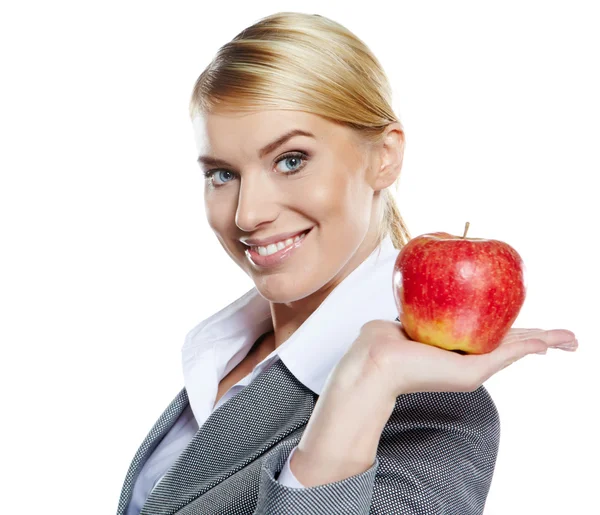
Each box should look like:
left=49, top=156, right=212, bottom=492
left=188, top=12, right=411, bottom=249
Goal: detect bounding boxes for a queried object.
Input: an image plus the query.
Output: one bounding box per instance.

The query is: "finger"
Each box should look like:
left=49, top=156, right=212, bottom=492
left=503, top=328, right=576, bottom=346
left=488, top=338, right=547, bottom=372
left=507, top=328, right=545, bottom=335
left=501, top=328, right=545, bottom=344
left=466, top=330, right=577, bottom=386
left=520, top=331, right=578, bottom=350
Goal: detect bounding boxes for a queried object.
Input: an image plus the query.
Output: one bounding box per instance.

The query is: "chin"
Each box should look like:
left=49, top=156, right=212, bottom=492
left=253, top=273, right=320, bottom=304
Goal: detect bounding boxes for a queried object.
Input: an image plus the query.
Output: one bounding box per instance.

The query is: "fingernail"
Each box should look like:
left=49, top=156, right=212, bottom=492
left=535, top=349, right=547, bottom=355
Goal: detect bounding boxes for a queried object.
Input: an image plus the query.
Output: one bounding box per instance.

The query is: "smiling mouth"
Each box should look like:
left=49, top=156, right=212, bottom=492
left=251, top=229, right=310, bottom=256
left=244, top=228, right=312, bottom=267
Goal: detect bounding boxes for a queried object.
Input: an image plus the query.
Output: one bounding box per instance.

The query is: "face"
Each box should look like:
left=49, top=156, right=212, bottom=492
left=193, top=109, right=398, bottom=304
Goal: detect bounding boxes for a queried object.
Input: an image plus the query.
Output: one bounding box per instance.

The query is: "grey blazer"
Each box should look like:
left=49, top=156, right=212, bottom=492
left=117, top=346, right=500, bottom=515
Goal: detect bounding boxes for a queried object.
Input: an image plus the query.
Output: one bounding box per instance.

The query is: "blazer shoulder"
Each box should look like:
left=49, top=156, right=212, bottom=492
left=390, top=316, right=500, bottom=431
left=385, top=384, right=501, bottom=444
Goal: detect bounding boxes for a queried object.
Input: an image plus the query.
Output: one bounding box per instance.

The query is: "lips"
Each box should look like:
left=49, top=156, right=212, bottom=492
left=242, top=228, right=311, bottom=248
left=245, top=228, right=312, bottom=268
left=253, top=229, right=310, bottom=254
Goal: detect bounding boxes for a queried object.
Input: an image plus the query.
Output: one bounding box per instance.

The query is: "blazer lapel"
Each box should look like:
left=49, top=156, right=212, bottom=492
left=141, top=358, right=318, bottom=515
left=117, top=388, right=190, bottom=515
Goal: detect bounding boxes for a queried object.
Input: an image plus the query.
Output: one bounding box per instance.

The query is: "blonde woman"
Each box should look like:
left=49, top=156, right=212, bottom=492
left=116, top=12, right=577, bottom=515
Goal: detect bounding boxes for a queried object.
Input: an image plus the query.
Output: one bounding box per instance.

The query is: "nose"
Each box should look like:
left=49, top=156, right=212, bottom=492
left=235, top=172, right=279, bottom=232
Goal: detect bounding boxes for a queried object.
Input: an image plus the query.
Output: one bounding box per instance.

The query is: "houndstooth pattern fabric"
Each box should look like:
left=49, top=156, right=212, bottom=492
left=117, top=358, right=500, bottom=514
left=117, top=388, right=189, bottom=515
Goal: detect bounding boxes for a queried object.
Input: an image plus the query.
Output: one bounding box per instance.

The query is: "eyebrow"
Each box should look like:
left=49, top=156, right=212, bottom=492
left=197, top=129, right=316, bottom=168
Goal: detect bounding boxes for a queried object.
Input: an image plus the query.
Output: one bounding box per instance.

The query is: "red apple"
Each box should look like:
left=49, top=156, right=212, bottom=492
left=392, top=222, right=526, bottom=354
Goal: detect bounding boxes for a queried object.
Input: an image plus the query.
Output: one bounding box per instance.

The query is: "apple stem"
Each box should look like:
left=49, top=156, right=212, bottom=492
left=463, top=222, right=470, bottom=238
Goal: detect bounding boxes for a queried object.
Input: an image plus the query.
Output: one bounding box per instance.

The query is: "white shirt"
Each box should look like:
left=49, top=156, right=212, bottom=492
left=127, top=235, right=399, bottom=514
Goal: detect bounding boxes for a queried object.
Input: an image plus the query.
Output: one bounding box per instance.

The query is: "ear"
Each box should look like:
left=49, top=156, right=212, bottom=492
left=369, top=123, right=405, bottom=192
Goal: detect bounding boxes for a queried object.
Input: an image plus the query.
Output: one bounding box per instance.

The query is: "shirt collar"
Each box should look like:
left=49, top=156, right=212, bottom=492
left=182, top=235, right=400, bottom=404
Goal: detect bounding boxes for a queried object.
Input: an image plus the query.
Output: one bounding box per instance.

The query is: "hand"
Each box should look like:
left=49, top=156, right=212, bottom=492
left=291, top=319, right=578, bottom=487
left=332, top=319, right=578, bottom=399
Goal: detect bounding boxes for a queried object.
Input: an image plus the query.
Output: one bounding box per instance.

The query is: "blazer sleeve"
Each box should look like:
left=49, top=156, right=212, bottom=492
left=253, top=385, right=500, bottom=515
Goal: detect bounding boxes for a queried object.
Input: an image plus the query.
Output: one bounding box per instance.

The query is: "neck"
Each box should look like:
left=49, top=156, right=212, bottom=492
left=266, top=230, right=383, bottom=351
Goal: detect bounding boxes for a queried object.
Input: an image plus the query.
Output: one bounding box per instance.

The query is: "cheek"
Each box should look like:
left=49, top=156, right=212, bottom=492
left=303, top=183, right=339, bottom=217
left=303, top=169, right=353, bottom=217
left=205, top=197, right=244, bottom=264
left=205, top=207, right=220, bottom=233
left=204, top=194, right=234, bottom=233
left=303, top=167, right=367, bottom=227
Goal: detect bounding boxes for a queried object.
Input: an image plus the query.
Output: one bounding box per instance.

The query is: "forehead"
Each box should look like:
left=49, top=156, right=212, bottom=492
left=192, top=109, right=357, bottom=157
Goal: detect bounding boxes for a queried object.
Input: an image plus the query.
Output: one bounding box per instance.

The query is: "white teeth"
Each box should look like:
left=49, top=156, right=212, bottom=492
left=256, top=231, right=308, bottom=256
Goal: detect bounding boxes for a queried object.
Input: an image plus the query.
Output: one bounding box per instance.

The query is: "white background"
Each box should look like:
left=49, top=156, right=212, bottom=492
left=2, top=1, right=598, bottom=513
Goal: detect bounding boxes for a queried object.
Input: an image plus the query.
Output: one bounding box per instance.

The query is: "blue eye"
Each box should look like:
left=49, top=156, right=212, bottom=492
left=203, top=151, right=309, bottom=187
left=214, top=170, right=235, bottom=184
left=275, top=154, right=305, bottom=173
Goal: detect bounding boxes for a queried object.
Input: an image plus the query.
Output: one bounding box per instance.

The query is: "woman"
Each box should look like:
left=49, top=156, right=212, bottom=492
left=116, top=12, right=577, bottom=515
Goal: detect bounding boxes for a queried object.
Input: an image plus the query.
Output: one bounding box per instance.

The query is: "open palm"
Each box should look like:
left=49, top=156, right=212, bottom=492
left=343, top=320, right=578, bottom=397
